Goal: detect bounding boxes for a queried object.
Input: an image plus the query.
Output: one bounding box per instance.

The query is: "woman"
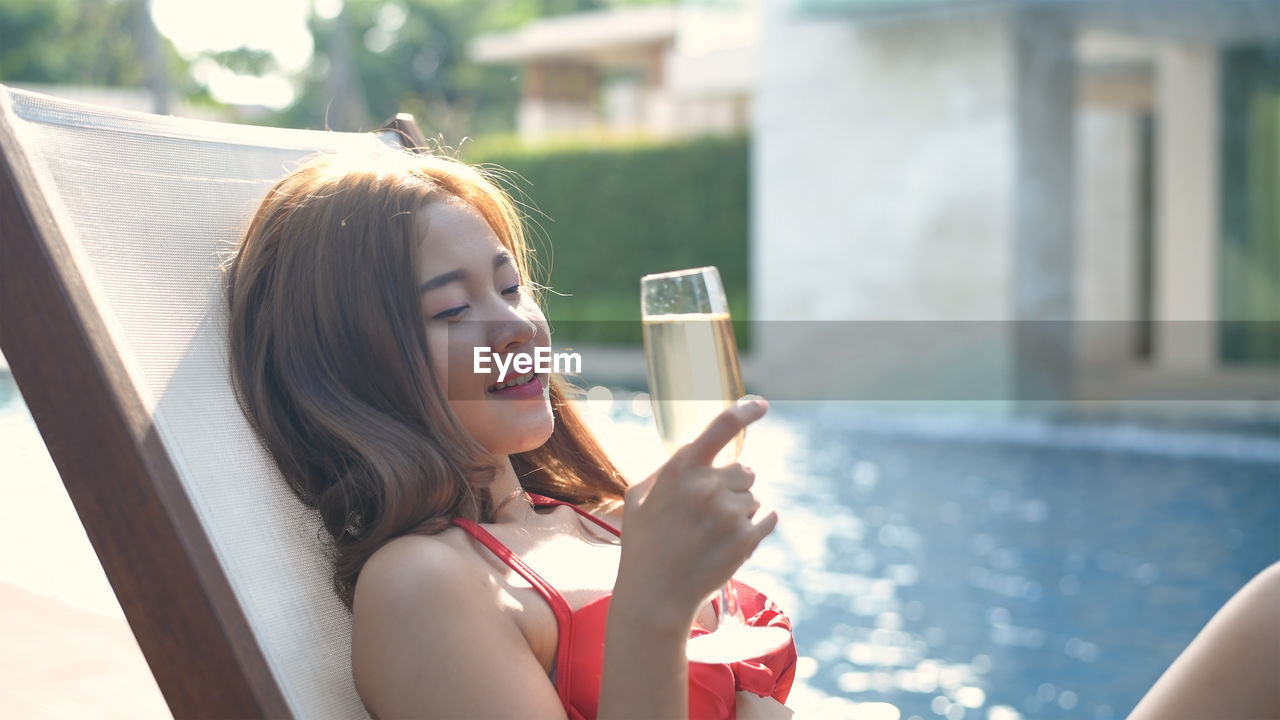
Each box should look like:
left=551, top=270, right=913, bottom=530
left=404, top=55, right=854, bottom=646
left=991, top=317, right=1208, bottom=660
left=226, top=149, right=796, bottom=719
left=226, top=148, right=1278, bottom=720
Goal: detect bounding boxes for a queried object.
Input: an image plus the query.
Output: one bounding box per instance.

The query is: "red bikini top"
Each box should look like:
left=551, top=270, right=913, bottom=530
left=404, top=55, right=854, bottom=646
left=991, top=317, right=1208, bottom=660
left=452, top=493, right=796, bottom=720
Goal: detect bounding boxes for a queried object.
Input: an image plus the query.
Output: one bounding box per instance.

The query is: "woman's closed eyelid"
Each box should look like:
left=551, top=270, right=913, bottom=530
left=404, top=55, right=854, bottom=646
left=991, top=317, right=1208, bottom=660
left=428, top=285, right=518, bottom=321
left=424, top=271, right=522, bottom=320
left=432, top=305, right=468, bottom=320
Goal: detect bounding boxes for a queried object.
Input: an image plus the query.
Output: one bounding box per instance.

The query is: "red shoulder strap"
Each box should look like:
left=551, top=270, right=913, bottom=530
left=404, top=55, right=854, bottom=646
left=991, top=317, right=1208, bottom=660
left=451, top=517, right=577, bottom=708
left=527, top=493, right=622, bottom=538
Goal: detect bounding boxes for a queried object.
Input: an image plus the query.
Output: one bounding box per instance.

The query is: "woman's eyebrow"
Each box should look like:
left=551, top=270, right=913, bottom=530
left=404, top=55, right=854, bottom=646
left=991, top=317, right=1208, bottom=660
left=419, top=269, right=464, bottom=294
left=419, top=252, right=516, bottom=294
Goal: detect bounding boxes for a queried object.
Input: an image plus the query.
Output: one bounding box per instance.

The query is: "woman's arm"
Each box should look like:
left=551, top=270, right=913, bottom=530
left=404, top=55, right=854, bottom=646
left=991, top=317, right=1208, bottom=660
left=1128, top=561, right=1280, bottom=720
left=597, top=591, right=693, bottom=719
left=737, top=692, right=795, bottom=720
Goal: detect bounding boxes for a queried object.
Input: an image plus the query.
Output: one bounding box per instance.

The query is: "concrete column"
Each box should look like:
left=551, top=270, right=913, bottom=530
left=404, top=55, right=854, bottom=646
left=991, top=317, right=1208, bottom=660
left=1154, top=45, right=1220, bottom=370
left=1013, top=7, right=1078, bottom=403
left=1075, top=108, right=1142, bottom=370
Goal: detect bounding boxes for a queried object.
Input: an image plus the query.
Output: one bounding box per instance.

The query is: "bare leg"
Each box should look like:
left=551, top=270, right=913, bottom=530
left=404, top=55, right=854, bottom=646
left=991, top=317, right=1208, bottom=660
left=1128, top=561, right=1280, bottom=720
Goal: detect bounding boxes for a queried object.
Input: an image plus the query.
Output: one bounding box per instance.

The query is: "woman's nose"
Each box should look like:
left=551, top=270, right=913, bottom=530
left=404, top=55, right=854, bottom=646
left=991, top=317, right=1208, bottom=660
left=487, top=303, right=537, bottom=353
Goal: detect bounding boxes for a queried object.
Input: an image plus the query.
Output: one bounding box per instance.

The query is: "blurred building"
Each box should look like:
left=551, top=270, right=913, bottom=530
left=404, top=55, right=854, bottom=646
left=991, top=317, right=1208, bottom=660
left=752, top=0, right=1279, bottom=409
left=474, top=0, right=1279, bottom=411
left=470, top=3, right=757, bottom=139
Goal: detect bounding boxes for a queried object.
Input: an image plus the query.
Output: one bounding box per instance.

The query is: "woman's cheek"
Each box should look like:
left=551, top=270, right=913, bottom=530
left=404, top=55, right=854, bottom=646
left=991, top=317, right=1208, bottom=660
left=448, top=327, right=488, bottom=395
left=424, top=325, right=454, bottom=396
left=524, top=300, right=551, bottom=341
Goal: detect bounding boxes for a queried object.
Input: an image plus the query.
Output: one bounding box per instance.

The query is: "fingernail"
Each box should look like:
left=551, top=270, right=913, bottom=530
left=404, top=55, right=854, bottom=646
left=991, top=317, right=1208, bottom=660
left=737, top=394, right=767, bottom=411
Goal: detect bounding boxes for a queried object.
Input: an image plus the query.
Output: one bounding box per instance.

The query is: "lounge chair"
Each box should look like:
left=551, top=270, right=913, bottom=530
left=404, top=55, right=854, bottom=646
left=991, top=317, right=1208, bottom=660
left=0, top=85, right=426, bottom=718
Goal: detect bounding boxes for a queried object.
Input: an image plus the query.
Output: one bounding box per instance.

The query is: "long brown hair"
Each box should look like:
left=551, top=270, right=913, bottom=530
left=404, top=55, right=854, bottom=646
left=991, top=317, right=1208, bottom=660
left=225, top=149, right=627, bottom=609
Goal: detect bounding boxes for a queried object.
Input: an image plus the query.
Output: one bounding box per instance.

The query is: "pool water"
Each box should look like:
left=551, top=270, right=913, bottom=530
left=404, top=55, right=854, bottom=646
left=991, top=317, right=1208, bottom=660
left=772, top=408, right=1277, bottom=720
left=591, top=396, right=1280, bottom=720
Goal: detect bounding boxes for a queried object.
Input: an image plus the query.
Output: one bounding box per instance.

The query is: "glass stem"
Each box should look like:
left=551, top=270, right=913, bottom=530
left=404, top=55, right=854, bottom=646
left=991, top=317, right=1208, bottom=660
left=718, top=581, right=744, bottom=627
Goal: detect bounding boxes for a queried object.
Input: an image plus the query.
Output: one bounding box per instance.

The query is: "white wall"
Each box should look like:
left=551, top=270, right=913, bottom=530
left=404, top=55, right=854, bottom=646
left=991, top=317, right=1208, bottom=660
left=752, top=4, right=1016, bottom=403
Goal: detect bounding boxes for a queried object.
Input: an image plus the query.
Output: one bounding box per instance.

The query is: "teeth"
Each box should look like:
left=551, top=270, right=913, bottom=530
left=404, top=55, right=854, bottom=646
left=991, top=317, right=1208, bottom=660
left=493, top=373, right=535, bottom=391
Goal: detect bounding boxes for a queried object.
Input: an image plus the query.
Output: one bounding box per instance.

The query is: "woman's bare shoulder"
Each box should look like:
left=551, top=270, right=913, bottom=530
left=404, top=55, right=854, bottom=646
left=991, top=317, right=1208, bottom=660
left=351, top=530, right=568, bottom=719
left=354, top=529, right=480, bottom=612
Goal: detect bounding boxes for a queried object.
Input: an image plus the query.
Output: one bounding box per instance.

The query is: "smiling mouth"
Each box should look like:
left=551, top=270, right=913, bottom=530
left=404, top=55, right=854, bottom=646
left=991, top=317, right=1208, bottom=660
left=488, top=372, right=538, bottom=393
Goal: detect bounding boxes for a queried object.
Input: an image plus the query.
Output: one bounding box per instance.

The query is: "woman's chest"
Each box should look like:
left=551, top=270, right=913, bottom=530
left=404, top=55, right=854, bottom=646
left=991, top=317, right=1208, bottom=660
left=490, top=535, right=718, bottom=675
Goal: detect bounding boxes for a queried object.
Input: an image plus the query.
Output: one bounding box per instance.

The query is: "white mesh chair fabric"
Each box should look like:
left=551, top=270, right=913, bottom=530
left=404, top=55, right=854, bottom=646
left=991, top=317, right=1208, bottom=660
left=0, top=86, right=405, bottom=720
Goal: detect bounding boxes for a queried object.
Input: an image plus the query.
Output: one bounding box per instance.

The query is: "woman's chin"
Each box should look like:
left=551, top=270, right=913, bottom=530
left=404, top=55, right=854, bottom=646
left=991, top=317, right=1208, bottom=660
left=489, top=418, right=555, bottom=457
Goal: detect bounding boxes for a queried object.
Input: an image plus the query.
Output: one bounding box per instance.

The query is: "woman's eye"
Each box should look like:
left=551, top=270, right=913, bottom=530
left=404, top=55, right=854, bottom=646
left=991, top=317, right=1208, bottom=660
left=502, top=283, right=522, bottom=297
left=432, top=305, right=467, bottom=320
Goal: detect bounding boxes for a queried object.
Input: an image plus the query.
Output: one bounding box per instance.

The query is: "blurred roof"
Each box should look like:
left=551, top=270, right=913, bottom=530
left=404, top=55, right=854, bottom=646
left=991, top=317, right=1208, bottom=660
left=794, top=0, right=1280, bottom=43
left=471, top=5, right=676, bottom=66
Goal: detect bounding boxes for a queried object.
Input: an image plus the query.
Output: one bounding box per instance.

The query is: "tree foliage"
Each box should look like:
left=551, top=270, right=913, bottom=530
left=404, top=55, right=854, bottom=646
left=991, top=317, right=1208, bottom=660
left=0, top=0, right=146, bottom=85
left=0, top=0, right=201, bottom=105
left=0, top=0, right=670, bottom=133
left=280, top=0, right=669, bottom=135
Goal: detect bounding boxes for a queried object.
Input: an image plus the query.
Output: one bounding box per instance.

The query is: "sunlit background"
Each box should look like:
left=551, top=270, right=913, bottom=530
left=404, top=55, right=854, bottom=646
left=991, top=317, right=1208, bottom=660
left=2, top=0, right=1278, bottom=718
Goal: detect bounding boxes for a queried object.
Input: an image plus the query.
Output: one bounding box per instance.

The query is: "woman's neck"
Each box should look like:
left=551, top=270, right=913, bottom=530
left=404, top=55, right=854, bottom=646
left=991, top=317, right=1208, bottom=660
left=487, top=457, right=535, bottom=525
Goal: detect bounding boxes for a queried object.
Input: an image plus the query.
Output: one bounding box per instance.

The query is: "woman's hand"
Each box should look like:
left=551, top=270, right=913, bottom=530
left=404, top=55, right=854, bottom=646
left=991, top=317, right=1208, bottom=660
left=597, top=398, right=778, bottom=719
left=736, top=692, right=795, bottom=720
left=612, top=397, right=778, bottom=629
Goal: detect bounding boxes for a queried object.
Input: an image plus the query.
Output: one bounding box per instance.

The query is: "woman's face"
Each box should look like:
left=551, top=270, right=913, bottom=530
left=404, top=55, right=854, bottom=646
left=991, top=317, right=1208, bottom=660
left=415, top=197, right=554, bottom=457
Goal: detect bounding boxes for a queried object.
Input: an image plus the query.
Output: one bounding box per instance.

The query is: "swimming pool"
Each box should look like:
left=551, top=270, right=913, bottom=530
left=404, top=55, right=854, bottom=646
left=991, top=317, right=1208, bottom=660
left=4, top=369, right=1277, bottom=720
left=588, top=395, right=1280, bottom=720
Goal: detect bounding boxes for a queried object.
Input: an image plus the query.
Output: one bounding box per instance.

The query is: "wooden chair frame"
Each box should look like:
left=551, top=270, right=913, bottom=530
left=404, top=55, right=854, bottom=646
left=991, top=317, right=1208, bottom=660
left=0, top=89, right=426, bottom=718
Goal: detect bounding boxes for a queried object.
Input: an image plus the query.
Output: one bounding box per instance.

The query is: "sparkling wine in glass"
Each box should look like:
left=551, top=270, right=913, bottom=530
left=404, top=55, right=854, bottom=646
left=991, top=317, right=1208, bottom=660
left=640, top=266, right=789, bottom=663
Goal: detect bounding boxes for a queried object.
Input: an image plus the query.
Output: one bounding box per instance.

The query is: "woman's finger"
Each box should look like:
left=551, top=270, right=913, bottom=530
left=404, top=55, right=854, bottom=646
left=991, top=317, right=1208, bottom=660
left=723, top=488, right=761, bottom=519
left=683, top=396, right=768, bottom=467
left=704, top=478, right=762, bottom=530
left=745, top=509, right=780, bottom=546
left=718, top=464, right=756, bottom=492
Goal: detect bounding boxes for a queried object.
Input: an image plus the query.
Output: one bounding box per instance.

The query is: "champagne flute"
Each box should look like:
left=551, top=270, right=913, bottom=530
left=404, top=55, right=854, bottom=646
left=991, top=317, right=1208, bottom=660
left=641, top=266, right=789, bottom=663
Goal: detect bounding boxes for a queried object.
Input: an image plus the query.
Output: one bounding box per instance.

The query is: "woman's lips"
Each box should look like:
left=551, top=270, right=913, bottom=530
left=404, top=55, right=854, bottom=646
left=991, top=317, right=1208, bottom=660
left=488, top=374, right=543, bottom=399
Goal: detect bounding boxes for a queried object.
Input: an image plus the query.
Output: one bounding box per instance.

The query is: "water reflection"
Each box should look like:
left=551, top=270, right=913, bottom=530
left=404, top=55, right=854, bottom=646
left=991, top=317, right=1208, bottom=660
left=588, top=391, right=1279, bottom=720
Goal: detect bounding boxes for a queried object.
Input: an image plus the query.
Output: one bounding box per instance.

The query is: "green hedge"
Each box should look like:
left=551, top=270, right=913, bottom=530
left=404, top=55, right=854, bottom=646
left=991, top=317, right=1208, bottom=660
left=463, top=134, right=750, bottom=346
